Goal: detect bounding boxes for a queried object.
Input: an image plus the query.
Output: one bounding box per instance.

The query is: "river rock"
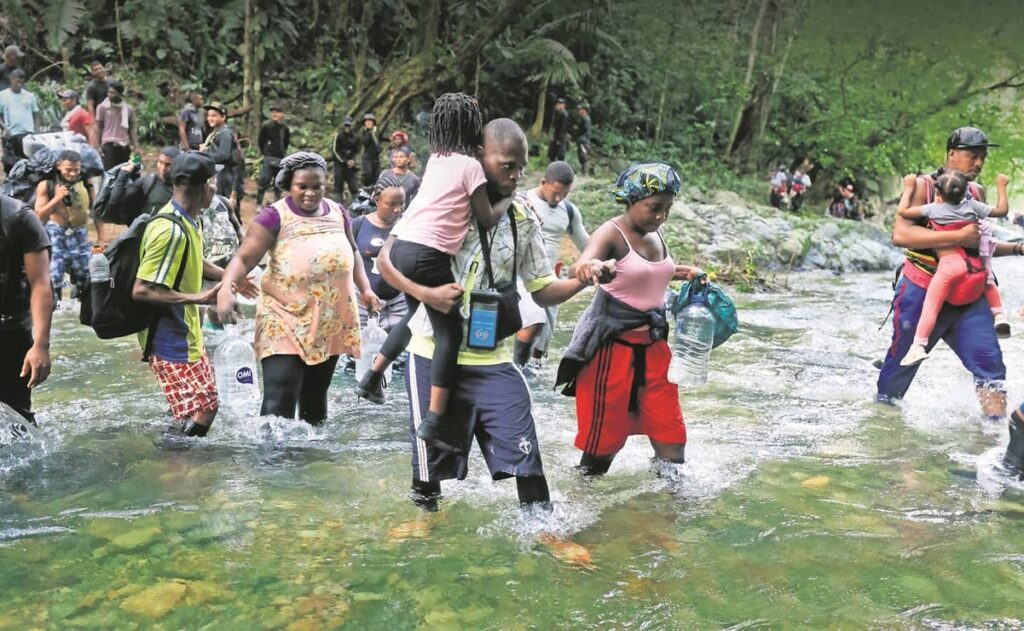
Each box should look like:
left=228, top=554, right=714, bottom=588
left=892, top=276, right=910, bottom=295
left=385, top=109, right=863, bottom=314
left=663, top=191, right=901, bottom=273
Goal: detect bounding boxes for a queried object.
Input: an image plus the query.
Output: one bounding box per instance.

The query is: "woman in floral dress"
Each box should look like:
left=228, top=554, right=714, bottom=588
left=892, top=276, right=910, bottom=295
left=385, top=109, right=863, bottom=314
left=217, top=152, right=382, bottom=424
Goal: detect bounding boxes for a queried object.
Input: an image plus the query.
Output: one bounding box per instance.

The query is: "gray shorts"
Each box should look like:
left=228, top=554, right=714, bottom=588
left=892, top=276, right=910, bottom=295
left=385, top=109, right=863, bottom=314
left=406, top=354, right=544, bottom=482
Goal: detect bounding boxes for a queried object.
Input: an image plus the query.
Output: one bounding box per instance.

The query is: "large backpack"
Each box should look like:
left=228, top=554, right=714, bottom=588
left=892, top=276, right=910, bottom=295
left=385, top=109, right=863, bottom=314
left=79, top=212, right=191, bottom=352
left=0, top=148, right=59, bottom=204
left=92, top=167, right=160, bottom=225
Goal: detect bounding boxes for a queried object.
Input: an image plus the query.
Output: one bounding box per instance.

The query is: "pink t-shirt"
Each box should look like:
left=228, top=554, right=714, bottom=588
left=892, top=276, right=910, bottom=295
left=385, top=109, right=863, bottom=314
left=393, top=152, right=486, bottom=255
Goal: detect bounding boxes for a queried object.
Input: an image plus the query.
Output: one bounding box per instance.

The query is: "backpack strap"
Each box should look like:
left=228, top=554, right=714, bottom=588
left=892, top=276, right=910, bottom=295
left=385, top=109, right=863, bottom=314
left=141, top=212, right=193, bottom=361
left=351, top=215, right=365, bottom=240
left=477, top=207, right=518, bottom=288
left=143, top=173, right=160, bottom=204
left=564, top=200, right=576, bottom=235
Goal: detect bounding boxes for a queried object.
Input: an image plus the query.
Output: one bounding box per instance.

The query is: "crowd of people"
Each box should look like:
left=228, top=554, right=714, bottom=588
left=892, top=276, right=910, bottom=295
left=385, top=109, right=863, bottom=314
left=3, top=52, right=1024, bottom=511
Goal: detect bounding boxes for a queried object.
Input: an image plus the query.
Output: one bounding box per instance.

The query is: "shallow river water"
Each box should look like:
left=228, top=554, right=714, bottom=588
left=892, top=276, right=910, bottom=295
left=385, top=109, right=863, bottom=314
left=3, top=262, right=1024, bottom=629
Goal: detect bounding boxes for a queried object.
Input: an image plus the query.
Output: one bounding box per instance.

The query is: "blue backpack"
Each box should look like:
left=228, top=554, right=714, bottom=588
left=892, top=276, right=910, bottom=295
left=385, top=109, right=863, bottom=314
left=672, top=274, right=739, bottom=349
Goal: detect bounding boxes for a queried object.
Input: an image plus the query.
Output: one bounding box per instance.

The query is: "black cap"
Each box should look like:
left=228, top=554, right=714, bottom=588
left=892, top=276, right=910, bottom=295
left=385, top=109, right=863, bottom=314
left=171, top=151, right=217, bottom=186
left=204, top=101, right=227, bottom=116
left=578, top=101, right=590, bottom=110
left=269, top=102, right=283, bottom=112
left=556, top=97, right=566, bottom=104
left=342, top=116, right=354, bottom=126
left=947, top=126, right=1000, bottom=151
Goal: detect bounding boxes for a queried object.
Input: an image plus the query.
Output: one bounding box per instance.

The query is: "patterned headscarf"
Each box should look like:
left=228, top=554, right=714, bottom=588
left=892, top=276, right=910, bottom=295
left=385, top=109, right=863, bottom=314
left=275, top=151, right=329, bottom=189
left=611, top=163, right=681, bottom=206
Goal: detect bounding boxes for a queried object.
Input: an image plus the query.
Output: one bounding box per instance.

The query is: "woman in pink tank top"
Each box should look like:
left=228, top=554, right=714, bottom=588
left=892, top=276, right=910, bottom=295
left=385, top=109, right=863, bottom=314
left=562, top=163, right=703, bottom=477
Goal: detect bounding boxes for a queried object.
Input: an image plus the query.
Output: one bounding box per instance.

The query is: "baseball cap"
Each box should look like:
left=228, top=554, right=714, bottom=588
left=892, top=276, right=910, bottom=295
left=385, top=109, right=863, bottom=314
left=57, top=88, right=78, bottom=100
left=204, top=101, right=227, bottom=116
left=171, top=151, right=217, bottom=186
left=946, top=126, right=1000, bottom=151
left=4, top=45, right=25, bottom=58
left=363, top=112, right=376, bottom=122
left=556, top=97, right=566, bottom=104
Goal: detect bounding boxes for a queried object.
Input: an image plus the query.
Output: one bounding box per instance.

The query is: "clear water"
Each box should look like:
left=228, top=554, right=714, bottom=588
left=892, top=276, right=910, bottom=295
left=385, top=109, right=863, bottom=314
left=3, top=262, right=1024, bottom=629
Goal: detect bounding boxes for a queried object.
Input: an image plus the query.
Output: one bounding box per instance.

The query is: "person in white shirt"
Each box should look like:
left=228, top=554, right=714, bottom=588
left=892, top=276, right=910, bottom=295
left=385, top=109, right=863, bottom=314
left=515, top=161, right=589, bottom=369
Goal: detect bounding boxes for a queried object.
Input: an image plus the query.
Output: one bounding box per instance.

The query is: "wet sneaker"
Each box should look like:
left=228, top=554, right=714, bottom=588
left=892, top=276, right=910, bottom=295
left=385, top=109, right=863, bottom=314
left=1002, top=411, right=1024, bottom=478
left=416, top=411, right=465, bottom=454
left=355, top=369, right=387, bottom=404
left=900, top=344, right=929, bottom=367
left=994, top=313, right=1011, bottom=338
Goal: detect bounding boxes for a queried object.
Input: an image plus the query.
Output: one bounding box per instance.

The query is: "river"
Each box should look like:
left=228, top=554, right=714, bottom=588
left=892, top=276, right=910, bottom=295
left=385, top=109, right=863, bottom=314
left=2, top=264, right=1024, bottom=629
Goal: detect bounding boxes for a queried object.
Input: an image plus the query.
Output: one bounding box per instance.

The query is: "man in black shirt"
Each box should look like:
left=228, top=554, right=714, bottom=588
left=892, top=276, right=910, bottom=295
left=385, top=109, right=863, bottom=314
left=256, top=104, right=290, bottom=206
left=177, top=91, right=206, bottom=151
left=332, top=116, right=360, bottom=201
left=360, top=113, right=382, bottom=187
left=200, top=102, right=243, bottom=217
left=574, top=102, right=592, bottom=176
left=0, top=45, right=25, bottom=92
left=84, top=61, right=113, bottom=118
left=105, top=146, right=178, bottom=224
left=0, top=194, right=52, bottom=425
left=547, top=97, right=569, bottom=162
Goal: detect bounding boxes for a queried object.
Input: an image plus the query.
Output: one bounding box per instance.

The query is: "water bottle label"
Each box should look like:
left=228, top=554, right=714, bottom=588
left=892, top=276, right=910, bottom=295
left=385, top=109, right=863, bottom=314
left=235, top=367, right=254, bottom=385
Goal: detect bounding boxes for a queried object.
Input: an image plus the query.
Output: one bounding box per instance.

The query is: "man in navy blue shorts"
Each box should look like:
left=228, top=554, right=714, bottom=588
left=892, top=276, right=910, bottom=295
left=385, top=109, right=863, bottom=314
left=377, top=119, right=599, bottom=509
left=877, top=127, right=1024, bottom=474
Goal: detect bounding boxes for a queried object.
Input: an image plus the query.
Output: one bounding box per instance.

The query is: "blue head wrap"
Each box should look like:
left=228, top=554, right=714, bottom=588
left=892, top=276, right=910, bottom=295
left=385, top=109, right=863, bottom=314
left=611, top=163, right=681, bottom=205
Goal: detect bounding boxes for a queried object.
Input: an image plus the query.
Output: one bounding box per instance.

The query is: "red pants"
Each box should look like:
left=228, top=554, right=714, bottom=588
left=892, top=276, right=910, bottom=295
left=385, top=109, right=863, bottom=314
left=914, top=254, right=1002, bottom=345
left=575, top=329, right=686, bottom=457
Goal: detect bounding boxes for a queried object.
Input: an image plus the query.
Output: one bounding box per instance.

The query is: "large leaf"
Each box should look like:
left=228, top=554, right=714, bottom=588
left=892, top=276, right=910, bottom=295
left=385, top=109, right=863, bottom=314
left=45, top=0, right=86, bottom=51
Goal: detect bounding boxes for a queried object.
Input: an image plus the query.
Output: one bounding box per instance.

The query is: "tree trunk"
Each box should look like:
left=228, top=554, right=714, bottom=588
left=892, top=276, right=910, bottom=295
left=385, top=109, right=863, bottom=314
left=241, top=0, right=254, bottom=140
left=725, top=0, right=769, bottom=157
left=346, top=0, right=530, bottom=124
left=529, top=77, right=549, bottom=139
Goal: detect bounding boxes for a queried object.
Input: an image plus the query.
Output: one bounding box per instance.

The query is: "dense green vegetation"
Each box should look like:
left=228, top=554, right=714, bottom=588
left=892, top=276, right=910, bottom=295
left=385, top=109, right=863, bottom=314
left=4, top=0, right=1023, bottom=197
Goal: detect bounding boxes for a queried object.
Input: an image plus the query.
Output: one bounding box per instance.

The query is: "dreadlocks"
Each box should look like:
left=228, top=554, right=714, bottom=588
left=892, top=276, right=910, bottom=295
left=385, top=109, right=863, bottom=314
left=428, top=92, right=483, bottom=157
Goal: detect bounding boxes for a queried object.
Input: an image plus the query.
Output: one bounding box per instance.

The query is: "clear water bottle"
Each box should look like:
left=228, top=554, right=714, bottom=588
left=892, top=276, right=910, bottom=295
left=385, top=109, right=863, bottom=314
left=213, top=325, right=260, bottom=417
left=88, top=245, right=109, bottom=283
left=356, top=316, right=392, bottom=383
left=668, top=293, right=715, bottom=387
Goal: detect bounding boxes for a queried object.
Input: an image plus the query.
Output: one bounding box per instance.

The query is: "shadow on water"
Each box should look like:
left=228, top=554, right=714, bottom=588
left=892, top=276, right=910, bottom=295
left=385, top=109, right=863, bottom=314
left=2, top=266, right=1024, bottom=627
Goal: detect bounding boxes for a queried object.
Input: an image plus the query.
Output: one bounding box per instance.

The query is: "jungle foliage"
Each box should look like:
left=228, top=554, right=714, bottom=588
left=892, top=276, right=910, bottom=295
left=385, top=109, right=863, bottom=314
left=4, top=0, right=1023, bottom=194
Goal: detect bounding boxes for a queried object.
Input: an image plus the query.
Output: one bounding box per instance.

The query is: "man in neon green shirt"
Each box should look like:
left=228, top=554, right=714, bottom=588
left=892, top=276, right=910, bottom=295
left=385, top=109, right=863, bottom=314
left=378, top=119, right=604, bottom=510
left=133, top=152, right=223, bottom=438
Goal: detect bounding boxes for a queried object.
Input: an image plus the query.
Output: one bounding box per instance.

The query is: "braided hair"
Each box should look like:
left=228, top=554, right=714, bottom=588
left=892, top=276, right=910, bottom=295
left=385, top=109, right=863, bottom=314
left=428, top=92, right=483, bottom=157
left=275, top=151, right=328, bottom=189
left=372, top=172, right=404, bottom=201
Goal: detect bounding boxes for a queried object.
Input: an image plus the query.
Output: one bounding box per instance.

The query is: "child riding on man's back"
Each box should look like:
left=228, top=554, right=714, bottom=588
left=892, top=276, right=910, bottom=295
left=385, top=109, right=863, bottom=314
left=355, top=93, right=512, bottom=454
left=898, top=169, right=1010, bottom=366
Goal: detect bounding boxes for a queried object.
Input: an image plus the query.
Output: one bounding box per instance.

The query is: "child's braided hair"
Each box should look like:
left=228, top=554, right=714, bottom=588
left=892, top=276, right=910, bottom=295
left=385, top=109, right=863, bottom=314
left=428, top=92, right=483, bottom=157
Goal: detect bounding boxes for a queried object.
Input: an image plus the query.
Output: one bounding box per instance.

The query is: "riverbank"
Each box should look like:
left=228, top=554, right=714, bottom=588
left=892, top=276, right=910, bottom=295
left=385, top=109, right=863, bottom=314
left=566, top=177, right=903, bottom=290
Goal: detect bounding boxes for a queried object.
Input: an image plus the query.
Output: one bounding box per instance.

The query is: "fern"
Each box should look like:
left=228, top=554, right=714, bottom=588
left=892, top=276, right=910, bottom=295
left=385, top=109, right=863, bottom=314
left=45, top=0, right=86, bottom=50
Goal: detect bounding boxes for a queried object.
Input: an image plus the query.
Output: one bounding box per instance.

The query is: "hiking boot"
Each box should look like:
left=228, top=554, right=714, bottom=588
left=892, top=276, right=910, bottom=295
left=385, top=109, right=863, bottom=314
left=900, top=344, right=929, bottom=367
left=356, top=369, right=386, bottom=404
left=994, top=313, right=1011, bottom=338
left=1002, top=411, right=1024, bottom=478
left=416, top=411, right=465, bottom=454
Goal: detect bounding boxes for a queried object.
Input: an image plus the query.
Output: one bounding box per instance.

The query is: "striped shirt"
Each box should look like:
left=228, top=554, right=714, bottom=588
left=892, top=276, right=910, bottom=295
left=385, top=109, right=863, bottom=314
left=136, top=202, right=205, bottom=362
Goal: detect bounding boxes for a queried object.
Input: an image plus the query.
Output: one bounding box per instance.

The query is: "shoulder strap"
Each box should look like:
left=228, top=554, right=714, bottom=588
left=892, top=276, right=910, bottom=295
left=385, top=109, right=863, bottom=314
left=477, top=207, right=518, bottom=288
left=608, top=220, right=632, bottom=253
left=564, top=200, right=576, bottom=234
left=143, top=173, right=160, bottom=201
left=141, top=212, right=193, bottom=361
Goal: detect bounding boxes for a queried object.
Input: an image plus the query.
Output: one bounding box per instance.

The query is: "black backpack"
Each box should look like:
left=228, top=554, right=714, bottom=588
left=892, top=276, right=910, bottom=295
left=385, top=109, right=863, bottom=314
left=0, top=148, right=59, bottom=205
left=79, top=212, right=191, bottom=354
left=93, top=167, right=160, bottom=225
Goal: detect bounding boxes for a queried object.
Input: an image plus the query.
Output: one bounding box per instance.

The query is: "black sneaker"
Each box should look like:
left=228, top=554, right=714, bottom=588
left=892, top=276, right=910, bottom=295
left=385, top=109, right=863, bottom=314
left=416, top=411, right=465, bottom=454
left=356, top=370, right=387, bottom=404
left=341, top=355, right=356, bottom=373
left=1002, top=411, right=1024, bottom=479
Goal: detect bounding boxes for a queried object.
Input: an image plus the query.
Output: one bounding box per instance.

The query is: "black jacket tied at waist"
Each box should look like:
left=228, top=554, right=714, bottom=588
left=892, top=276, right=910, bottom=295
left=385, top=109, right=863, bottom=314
left=555, top=288, right=668, bottom=409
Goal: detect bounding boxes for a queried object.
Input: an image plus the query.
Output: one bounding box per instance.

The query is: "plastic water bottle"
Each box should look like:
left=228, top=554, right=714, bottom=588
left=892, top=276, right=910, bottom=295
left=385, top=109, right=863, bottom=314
left=668, top=293, right=716, bottom=387
left=213, top=325, right=260, bottom=417
left=355, top=317, right=392, bottom=383
left=88, top=245, right=109, bottom=283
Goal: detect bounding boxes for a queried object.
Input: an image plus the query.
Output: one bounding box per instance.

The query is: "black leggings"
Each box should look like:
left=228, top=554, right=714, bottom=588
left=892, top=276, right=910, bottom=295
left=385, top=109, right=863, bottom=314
left=260, top=354, right=340, bottom=424
left=378, top=240, right=462, bottom=389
